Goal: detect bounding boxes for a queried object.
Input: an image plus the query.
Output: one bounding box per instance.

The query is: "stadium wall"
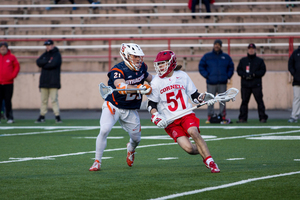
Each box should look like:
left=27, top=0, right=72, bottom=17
left=13, top=71, right=292, bottom=110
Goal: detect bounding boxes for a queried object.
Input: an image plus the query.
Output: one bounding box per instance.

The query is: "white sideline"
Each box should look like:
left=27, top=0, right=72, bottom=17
left=1, top=129, right=299, bottom=164
left=0, top=128, right=97, bottom=137
left=149, top=171, right=300, bottom=200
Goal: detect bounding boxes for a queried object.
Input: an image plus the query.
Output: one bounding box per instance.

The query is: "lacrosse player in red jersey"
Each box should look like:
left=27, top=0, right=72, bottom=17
left=147, top=50, right=220, bottom=173
left=89, top=43, right=153, bottom=171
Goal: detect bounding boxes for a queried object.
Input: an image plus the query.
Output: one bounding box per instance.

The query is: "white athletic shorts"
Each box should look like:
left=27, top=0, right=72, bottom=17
left=101, top=101, right=141, bottom=133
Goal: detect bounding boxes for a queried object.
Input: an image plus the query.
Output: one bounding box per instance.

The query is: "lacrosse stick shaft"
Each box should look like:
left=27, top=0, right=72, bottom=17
left=113, top=88, right=146, bottom=91
left=167, top=102, right=207, bottom=123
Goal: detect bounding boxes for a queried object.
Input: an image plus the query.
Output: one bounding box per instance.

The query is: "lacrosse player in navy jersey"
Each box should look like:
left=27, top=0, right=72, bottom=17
left=90, top=43, right=153, bottom=171
left=147, top=50, right=220, bottom=173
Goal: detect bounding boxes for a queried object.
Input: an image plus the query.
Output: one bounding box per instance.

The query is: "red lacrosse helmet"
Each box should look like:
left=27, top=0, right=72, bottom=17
left=154, top=50, right=177, bottom=78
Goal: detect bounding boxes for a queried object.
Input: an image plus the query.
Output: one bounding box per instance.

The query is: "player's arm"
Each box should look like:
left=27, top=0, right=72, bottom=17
left=147, top=100, right=168, bottom=128
left=114, top=79, right=152, bottom=95
left=145, top=74, right=153, bottom=83
left=191, top=90, right=205, bottom=104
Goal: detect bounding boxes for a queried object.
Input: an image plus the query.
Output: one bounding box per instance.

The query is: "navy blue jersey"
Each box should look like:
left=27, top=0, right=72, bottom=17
left=105, top=61, right=149, bottom=109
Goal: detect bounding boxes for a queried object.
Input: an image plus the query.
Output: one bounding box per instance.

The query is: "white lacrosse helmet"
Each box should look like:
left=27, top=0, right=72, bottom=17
left=120, top=43, right=144, bottom=71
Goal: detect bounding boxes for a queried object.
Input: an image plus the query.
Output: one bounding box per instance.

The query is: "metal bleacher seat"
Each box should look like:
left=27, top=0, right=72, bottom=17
left=1, top=0, right=300, bottom=72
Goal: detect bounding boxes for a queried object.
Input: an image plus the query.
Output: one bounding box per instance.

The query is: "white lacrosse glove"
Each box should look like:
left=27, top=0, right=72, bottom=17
left=206, top=99, right=217, bottom=106
left=204, top=92, right=215, bottom=101
left=137, top=84, right=152, bottom=95
left=151, top=112, right=168, bottom=128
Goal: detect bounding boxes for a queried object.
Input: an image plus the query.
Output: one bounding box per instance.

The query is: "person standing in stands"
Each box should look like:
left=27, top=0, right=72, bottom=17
left=87, top=0, right=101, bottom=9
left=198, top=39, right=234, bottom=124
left=0, top=42, right=20, bottom=124
left=236, top=43, right=268, bottom=123
left=189, top=0, right=212, bottom=19
left=46, top=0, right=77, bottom=10
left=35, top=40, right=62, bottom=123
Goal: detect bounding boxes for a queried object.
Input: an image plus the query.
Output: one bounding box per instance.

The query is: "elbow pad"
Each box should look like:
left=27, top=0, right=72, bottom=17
left=147, top=100, right=158, bottom=113
left=116, top=82, right=128, bottom=95
left=191, top=91, right=204, bottom=104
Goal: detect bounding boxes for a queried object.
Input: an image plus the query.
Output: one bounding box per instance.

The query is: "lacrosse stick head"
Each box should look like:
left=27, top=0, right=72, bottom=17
left=214, top=88, right=239, bottom=102
left=99, top=83, right=113, bottom=99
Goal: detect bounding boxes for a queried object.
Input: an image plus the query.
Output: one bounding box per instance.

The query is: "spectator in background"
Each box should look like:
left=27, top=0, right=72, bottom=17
left=285, top=0, right=296, bottom=8
left=87, top=0, right=101, bottom=10
left=288, top=45, right=300, bottom=123
left=189, top=0, right=212, bottom=19
left=198, top=39, right=234, bottom=124
left=0, top=42, right=20, bottom=124
left=236, top=43, right=268, bottom=123
left=35, top=40, right=62, bottom=123
left=46, top=0, right=77, bottom=11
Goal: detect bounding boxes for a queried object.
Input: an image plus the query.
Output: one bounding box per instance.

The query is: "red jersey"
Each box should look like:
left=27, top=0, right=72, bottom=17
left=0, top=50, right=20, bottom=85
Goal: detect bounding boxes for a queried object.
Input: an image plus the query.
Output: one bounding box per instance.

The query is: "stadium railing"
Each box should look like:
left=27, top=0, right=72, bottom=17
left=4, top=35, right=299, bottom=69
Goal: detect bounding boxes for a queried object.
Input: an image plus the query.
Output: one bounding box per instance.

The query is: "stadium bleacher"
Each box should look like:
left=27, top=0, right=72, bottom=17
left=1, top=0, right=299, bottom=73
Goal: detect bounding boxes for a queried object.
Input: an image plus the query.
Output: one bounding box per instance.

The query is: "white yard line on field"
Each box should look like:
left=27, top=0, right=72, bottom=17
left=0, top=129, right=299, bottom=164
left=0, top=128, right=96, bottom=137
left=205, top=129, right=300, bottom=141
left=0, top=126, right=300, bottom=137
left=149, top=171, right=300, bottom=200
left=226, top=158, right=245, bottom=161
left=0, top=143, right=177, bottom=164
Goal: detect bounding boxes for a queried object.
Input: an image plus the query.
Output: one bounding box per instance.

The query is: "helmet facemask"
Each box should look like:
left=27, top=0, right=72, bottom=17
left=126, top=54, right=144, bottom=71
left=154, top=60, right=170, bottom=77
left=154, top=51, right=177, bottom=78
left=120, top=43, right=144, bottom=71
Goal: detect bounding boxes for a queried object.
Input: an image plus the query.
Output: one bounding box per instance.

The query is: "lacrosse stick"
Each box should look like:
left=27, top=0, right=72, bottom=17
left=166, top=88, right=239, bottom=123
left=99, top=82, right=146, bottom=99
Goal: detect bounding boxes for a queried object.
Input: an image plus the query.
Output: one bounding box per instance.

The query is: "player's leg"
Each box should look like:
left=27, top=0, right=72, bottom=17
left=177, top=136, right=199, bottom=155
left=187, top=126, right=220, bottom=173
left=119, top=109, right=141, bottom=167
left=183, top=114, right=220, bottom=173
left=90, top=102, right=119, bottom=171
left=187, top=127, right=211, bottom=158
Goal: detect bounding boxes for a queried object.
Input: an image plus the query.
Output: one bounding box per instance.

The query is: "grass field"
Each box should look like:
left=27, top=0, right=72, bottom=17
left=0, top=119, right=300, bottom=200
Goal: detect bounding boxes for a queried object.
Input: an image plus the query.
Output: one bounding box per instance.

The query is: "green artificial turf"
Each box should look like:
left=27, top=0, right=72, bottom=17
left=0, top=119, right=299, bottom=199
